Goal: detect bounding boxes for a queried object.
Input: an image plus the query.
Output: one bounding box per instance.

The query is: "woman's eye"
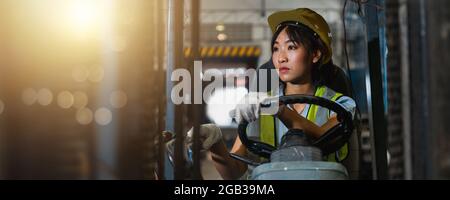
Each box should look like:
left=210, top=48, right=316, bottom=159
left=288, top=45, right=297, bottom=50
left=272, top=47, right=278, bottom=52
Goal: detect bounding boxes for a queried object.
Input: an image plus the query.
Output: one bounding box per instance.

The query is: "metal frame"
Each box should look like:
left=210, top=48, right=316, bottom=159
left=364, top=0, right=389, bottom=180
left=407, top=0, right=430, bottom=180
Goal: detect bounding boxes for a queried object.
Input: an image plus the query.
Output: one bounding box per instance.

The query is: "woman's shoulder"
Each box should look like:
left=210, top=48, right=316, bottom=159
left=321, top=85, right=356, bottom=116
left=324, top=86, right=355, bottom=104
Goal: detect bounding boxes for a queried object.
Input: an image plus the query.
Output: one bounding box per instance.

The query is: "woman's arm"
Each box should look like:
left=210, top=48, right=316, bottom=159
left=209, top=136, right=248, bottom=180
left=277, top=105, right=339, bottom=138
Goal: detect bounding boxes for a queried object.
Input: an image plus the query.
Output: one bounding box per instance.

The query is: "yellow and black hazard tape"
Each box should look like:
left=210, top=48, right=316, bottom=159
left=184, top=46, right=261, bottom=58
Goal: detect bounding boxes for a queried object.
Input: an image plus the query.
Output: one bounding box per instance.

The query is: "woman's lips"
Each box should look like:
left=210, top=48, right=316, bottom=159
left=279, top=67, right=290, bottom=74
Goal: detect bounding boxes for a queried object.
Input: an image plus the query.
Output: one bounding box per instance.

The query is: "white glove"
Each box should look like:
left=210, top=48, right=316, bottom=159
left=229, top=92, right=280, bottom=124
left=229, top=92, right=268, bottom=124
left=185, top=123, right=223, bottom=150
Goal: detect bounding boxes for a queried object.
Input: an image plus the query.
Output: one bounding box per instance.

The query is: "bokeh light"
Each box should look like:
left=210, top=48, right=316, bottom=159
left=95, top=107, right=112, bottom=126
left=57, top=91, right=74, bottom=109
left=22, top=88, right=38, bottom=106
left=0, top=99, right=4, bottom=115
left=76, top=107, right=93, bottom=125
left=37, top=88, right=53, bottom=106
left=88, top=67, right=105, bottom=83
left=109, top=90, right=128, bottom=108
left=72, top=91, right=89, bottom=109
left=72, top=66, right=90, bottom=83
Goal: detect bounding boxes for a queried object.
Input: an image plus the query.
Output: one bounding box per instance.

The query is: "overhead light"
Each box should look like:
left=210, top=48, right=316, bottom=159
left=217, top=33, right=228, bottom=41
left=216, top=23, right=226, bottom=32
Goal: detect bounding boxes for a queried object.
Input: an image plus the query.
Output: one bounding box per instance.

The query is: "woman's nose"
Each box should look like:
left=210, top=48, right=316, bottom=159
left=277, top=52, right=288, bottom=63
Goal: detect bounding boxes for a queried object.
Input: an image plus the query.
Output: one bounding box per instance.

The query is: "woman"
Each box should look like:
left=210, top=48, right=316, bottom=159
left=194, top=8, right=356, bottom=180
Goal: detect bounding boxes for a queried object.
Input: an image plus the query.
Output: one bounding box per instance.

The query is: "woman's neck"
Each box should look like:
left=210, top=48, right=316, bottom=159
left=284, top=82, right=315, bottom=95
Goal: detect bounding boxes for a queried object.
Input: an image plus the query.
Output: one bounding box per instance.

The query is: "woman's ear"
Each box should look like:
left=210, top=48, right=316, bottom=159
left=312, top=50, right=322, bottom=64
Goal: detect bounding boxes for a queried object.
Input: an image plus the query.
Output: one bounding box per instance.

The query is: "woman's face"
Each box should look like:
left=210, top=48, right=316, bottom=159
left=272, top=27, right=316, bottom=84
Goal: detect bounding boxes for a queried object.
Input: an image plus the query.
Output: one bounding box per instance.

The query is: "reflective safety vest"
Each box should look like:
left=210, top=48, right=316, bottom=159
left=259, top=85, right=349, bottom=162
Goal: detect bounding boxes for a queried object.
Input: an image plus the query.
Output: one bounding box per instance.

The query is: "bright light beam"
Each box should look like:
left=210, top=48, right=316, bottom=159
left=68, top=0, right=101, bottom=35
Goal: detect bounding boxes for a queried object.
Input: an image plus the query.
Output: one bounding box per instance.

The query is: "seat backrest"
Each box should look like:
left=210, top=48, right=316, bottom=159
left=320, top=63, right=353, bottom=97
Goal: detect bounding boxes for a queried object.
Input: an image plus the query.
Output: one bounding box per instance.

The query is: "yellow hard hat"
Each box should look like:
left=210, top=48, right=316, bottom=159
left=268, top=8, right=333, bottom=64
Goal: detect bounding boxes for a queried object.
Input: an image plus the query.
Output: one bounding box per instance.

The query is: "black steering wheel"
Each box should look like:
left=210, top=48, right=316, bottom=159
left=238, top=94, right=354, bottom=159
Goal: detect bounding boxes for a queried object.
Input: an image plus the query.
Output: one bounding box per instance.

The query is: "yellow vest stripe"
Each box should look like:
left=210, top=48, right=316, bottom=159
left=260, top=91, right=276, bottom=147
left=336, top=143, right=349, bottom=161
left=307, top=86, right=327, bottom=122
left=328, top=92, right=343, bottom=118
left=331, top=92, right=343, bottom=101
left=260, top=115, right=276, bottom=147
left=327, top=153, right=337, bottom=162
